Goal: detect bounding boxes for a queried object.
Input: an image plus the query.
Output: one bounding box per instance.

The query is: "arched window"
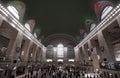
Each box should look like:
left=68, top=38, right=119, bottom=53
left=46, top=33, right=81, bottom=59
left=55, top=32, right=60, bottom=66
left=46, top=45, right=54, bottom=59
left=67, top=45, right=75, bottom=59
left=7, top=6, right=19, bottom=19
left=25, top=23, right=31, bottom=31
left=57, top=44, right=64, bottom=58
left=101, top=6, right=113, bottom=20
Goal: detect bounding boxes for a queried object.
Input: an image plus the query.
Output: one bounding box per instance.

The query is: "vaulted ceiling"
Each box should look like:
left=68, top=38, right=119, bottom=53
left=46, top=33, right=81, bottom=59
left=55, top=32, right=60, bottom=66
left=23, top=0, right=96, bottom=37
left=2, top=0, right=119, bottom=42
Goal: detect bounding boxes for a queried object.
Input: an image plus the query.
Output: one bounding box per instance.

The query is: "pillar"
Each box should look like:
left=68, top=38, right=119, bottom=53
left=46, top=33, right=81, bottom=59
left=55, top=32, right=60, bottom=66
left=53, top=47, right=57, bottom=62
left=35, top=48, right=41, bottom=62
left=22, top=40, right=33, bottom=62
left=97, top=31, right=115, bottom=62
left=88, top=40, right=93, bottom=49
left=41, top=47, right=46, bottom=62
left=64, top=47, right=67, bottom=62
left=116, top=14, right=120, bottom=27
left=39, top=48, right=42, bottom=62
left=0, top=14, right=3, bottom=27
left=87, top=40, right=93, bottom=59
left=87, top=40, right=93, bottom=64
left=82, top=46, right=89, bottom=62
left=74, top=47, right=80, bottom=62
left=6, top=31, right=23, bottom=61
left=32, top=45, right=38, bottom=62
left=91, top=50, right=100, bottom=72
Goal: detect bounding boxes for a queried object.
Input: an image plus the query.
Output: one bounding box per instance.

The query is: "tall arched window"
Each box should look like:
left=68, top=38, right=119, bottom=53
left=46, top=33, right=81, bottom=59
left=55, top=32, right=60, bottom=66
left=7, top=6, right=19, bottom=19
left=67, top=45, right=75, bottom=59
left=101, top=6, right=113, bottom=20
left=57, top=44, right=64, bottom=58
left=46, top=45, right=54, bottom=59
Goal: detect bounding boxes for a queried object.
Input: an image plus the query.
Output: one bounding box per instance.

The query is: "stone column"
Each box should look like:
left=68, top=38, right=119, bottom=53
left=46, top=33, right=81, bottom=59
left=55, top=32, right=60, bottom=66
left=6, top=31, right=23, bottom=61
left=22, top=40, right=33, bottom=62
left=41, top=47, right=46, bottom=62
left=116, top=72, right=120, bottom=78
left=53, top=47, right=57, bottom=62
left=88, top=40, right=100, bottom=72
left=91, top=48, right=100, bottom=72
left=97, top=31, right=115, bottom=62
left=39, top=48, right=42, bottom=62
left=32, top=45, right=38, bottom=62
left=88, top=40, right=93, bottom=49
left=87, top=40, right=93, bottom=63
left=87, top=40, right=93, bottom=58
left=74, top=47, right=79, bottom=62
left=79, top=47, right=85, bottom=63
left=35, top=47, right=40, bottom=62
left=64, top=47, right=67, bottom=62
left=117, top=14, right=120, bottom=27
left=82, top=46, right=88, bottom=62
left=33, top=46, right=38, bottom=61
left=0, top=14, right=3, bottom=27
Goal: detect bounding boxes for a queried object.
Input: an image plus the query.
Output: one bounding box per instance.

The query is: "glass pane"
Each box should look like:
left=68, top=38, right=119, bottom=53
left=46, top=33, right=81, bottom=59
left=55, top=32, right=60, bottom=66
left=57, top=44, right=64, bottom=58
left=101, top=6, right=113, bottom=20
left=7, top=6, right=19, bottom=19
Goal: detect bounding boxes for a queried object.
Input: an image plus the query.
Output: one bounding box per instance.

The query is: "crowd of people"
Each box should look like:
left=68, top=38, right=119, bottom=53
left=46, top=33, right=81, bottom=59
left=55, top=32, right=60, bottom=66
left=39, top=64, right=99, bottom=78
